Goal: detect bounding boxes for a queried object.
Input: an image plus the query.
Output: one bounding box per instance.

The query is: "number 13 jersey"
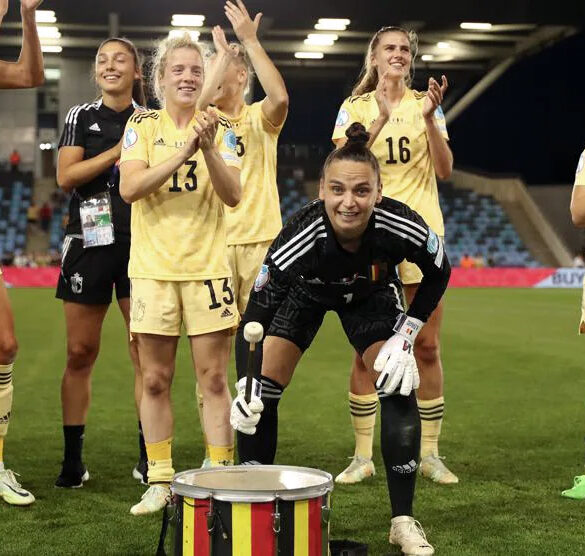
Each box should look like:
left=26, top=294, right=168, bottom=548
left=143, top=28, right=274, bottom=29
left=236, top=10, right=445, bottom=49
left=332, top=89, right=449, bottom=235
left=120, top=108, right=241, bottom=280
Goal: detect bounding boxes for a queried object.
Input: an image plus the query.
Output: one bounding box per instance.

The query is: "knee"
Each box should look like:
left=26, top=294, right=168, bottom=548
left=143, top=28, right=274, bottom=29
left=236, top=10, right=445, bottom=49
left=414, top=335, right=441, bottom=367
left=66, top=341, right=99, bottom=373
left=0, top=333, right=18, bottom=364
left=198, top=367, right=228, bottom=396
left=142, top=371, right=172, bottom=397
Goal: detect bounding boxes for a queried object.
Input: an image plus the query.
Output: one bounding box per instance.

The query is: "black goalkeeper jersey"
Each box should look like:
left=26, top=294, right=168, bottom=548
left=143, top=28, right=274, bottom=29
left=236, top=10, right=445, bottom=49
left=250, top=197, right=450, bottom=323
left=58, top=98, right=140, bottom=239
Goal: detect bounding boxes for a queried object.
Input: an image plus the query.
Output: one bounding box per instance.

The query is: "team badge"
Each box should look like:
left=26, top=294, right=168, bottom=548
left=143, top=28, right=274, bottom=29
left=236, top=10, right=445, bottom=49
left=254, top=264, right=270, bottom=292
left=71, top=272, right=83, bottom=294
left=132, top=297, right=146, bottom=322
left=335, top=108, right=349, bottom=127
left=426, top=230, right=439, bottom=255
left=577, top=152, right=584, bottom=176
left=223, top=129, right=237, bottom=151
left=123, top=127, right=138, bottom=149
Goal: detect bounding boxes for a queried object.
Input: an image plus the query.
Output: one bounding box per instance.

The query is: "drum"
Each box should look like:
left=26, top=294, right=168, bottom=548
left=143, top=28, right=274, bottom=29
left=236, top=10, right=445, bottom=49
left=165, top=465, right=333, bottom=556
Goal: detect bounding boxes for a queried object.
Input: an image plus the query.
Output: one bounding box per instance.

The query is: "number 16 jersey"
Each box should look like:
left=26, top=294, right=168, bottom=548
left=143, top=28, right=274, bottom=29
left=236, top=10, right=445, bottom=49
left=120, top=108, right=241, bottom=281
left=332, top=89, right=448, bottom=236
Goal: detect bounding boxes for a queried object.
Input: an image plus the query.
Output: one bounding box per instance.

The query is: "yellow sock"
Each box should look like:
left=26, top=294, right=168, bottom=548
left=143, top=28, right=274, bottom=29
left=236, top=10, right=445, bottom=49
left=208, top=444, right=234, bottom=466
left=0, top=436, right=4, bottom=463
left=418, top=396, right=444, bottom=458
left=349, top=392, right=378, bottom=460
left=146, top=438, right=174, bottom=484
left=195, top=383, right=210, bottom=459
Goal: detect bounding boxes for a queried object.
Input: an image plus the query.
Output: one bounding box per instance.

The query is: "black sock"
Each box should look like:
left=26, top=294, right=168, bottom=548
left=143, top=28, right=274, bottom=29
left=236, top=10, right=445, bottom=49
left=138, top=421, right=147, bottom=462
left=63, top=425, right=85, bottom=468
left=237, top=376, right=283, bottom=464
left=379, top=392, right=420, bottom=517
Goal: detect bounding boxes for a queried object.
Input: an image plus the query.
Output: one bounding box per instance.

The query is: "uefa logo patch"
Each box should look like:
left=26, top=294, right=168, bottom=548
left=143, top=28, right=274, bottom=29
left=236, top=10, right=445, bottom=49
left=223, top=129, right=237, bottom=151
left=426, top=230, right=439, bottom=255
left=254, top=264, right=270, bottom=292
left=335, top=108, right=349, bottom=127
left=123, top=127, right=138, bottom=149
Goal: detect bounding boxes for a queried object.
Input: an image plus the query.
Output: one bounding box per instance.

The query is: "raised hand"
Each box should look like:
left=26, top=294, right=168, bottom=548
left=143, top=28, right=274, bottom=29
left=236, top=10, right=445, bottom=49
left=374, top=70, right=393, bottom=120
left=224, top=0, right=262, bottom=45
left=194, top=108, right=220, bottom=151
left=422, top=75, right=448, bottom=119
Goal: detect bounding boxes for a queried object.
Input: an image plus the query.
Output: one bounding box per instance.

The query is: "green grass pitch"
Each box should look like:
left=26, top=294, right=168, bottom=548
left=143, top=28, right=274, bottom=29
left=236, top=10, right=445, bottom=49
left=1, top=288, right=585, bottom=555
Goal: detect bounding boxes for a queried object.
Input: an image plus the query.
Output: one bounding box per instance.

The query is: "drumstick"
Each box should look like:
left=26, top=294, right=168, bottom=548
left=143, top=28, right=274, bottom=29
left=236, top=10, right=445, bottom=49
left=243, top=321, right=264, bottom=403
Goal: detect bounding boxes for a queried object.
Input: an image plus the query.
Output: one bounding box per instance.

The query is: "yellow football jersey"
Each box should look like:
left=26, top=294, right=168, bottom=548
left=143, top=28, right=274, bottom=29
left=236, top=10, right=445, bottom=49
left=120, top=108, right=241, bottom=280
left=215, top=101, right=283, bottom=245
left=332, top=89, right=449, bottom=235
left=575, top=149, right=585, bottom=186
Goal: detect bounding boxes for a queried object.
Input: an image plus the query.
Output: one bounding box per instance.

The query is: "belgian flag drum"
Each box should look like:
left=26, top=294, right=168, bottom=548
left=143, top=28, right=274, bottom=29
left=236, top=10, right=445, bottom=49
left=170, top=466, right=333, bottom=556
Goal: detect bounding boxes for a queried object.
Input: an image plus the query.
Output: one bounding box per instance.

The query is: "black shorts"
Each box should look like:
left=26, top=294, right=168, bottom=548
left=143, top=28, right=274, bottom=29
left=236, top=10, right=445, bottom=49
left=56, top=236, right=130, bottom=304
left=260, top=283, right=402, bottom=356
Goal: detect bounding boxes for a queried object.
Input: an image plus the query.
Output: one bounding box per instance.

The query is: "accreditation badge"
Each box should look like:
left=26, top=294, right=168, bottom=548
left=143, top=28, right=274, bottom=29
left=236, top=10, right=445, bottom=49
left=79, top=191, right=115, bottom=248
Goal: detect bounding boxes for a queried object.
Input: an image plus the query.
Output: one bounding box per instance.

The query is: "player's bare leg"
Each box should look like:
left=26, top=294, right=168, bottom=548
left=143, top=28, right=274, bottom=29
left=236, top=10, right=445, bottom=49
left=190, top=330, right=234, bottom=466
left=236, top=335, right=302, bottom=464
left=118, top=297, right=147, bottom=483
left=0, top=277, right=34, bottom=505
left=404, top=285, right=457, bottom=485
left=336, top=353, right=377, bottom=484
left=361, top=341, right=433, bottom=555
left=56, top=302, right=109, bottom=488
left=131, top=333, right=177, bottom=515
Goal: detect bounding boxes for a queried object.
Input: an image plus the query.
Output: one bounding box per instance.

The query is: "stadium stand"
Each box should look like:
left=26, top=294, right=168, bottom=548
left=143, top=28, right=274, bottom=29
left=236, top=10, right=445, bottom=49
left=0, top=171, right=31, bottom=261
left=278, top=175, right=310, bottom=223
left=439, top=184, right=540, bottom=267
left=441, top=182, right=540, bottom=267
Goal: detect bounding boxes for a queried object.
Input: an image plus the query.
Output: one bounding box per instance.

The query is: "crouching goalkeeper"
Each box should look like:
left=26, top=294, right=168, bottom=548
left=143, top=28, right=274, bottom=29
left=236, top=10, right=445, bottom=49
left=230, top=123, right=450, bottom=556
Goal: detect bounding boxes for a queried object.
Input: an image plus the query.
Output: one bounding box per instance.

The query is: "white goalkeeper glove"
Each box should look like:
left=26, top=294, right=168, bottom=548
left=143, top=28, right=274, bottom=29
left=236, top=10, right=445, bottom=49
left=230, top=377, right=264, bottom=435
left=373, top=314, right=423, bottom=396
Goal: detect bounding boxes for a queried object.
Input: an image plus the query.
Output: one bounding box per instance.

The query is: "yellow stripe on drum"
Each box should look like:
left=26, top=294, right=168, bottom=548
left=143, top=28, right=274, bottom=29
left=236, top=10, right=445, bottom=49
left=294, top=500, right=309, bottom=556
left=183, top=497, right=194, bottom=556
left=232, top=503, right=252, bottom=556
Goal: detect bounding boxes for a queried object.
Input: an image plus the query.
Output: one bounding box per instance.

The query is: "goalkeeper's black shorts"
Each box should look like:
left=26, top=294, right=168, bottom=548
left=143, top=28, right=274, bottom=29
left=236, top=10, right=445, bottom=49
left=245, top=282, right=402, bottom=355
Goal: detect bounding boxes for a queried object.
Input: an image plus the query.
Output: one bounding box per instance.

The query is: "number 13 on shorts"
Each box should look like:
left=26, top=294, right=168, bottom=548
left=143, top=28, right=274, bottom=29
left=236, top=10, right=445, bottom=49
left=129, top=277, right=239, bottom=336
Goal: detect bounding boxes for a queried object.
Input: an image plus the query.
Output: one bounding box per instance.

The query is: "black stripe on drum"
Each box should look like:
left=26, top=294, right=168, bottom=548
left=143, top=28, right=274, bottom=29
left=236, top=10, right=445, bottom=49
left=173, top=498, right=183, bottom=556
left=279, top=499, right=295, bottom=556
left=211, top=499, right=233, bottom=556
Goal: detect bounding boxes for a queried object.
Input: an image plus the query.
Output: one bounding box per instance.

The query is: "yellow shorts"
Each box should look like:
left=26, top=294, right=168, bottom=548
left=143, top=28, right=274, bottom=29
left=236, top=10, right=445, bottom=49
left=398, top=235, right=445, bottom=285
left=227, top=241, right=271, bottom=315
left=130, top=277, right=239, bottom=336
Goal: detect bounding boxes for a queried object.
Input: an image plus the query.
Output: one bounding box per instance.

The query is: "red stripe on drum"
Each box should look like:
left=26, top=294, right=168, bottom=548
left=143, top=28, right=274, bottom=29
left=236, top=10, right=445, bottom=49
left=251, top=502, right=275, bottom=556
left=194, top=499, right=210, bottom=556
left=308, top=497, right=322, bottom=556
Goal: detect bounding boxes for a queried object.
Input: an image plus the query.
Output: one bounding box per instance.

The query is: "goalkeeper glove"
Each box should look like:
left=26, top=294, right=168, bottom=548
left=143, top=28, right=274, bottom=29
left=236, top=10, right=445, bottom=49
left=230, top=377, right=264, bottom=435
left=373, top=314, right=423, bottom=396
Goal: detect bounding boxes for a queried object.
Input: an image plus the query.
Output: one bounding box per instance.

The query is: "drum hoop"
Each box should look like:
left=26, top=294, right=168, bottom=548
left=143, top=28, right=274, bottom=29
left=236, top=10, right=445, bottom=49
left=171, top=465, right=333, bottom=502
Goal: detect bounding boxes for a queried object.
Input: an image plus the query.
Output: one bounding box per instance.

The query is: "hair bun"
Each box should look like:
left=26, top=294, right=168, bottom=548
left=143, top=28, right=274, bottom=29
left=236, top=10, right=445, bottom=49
left=345, top=122, right=370, bottom=150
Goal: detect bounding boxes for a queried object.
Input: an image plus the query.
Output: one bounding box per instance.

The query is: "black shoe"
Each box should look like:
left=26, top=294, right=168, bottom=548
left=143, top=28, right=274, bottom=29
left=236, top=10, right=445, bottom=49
left=132, top=459, right=148, bottom=485
left=55, top=463, right=89, bottom=488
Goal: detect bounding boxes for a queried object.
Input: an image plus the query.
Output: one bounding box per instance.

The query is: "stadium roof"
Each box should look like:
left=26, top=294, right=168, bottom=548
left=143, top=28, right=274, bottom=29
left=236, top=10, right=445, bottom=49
left=0, top=1, right=581, bottom=116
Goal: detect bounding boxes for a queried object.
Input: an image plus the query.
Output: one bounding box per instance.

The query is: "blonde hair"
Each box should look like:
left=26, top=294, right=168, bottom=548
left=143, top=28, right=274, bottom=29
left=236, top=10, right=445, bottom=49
left=151, top=31, right=206, bottom=106
left=352, top=26, right=418, bottom=96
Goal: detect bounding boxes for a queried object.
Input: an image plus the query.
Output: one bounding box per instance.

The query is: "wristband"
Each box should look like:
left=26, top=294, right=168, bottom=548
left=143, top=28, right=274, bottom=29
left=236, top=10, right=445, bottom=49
left=393, top=313, right=424, bottom=344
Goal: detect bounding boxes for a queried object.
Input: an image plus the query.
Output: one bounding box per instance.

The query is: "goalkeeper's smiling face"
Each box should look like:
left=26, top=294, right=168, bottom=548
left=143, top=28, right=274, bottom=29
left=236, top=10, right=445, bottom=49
left=319, top=159, right=382, bottom=251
